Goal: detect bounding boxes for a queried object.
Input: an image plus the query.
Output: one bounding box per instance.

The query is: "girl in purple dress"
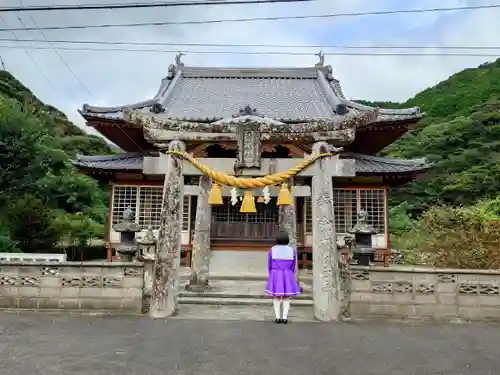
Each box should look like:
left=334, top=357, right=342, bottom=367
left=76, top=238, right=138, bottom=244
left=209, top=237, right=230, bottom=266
left=265, top=232, right=300, bottom=324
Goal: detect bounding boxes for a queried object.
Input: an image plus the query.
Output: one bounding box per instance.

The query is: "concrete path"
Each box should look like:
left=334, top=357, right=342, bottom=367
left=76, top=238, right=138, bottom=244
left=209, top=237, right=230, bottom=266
left=0, top=312, right=499, bottom=375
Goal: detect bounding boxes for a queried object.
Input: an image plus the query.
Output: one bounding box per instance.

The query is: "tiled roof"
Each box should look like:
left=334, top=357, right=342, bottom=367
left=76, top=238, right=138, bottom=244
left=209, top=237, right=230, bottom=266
left=80, top=64, right=421, bottom=123
left=72, top=152, right=430, bottom=175
left=72, top=153, right=143, bottom=171
left=341, top=153, right=430, bottom=174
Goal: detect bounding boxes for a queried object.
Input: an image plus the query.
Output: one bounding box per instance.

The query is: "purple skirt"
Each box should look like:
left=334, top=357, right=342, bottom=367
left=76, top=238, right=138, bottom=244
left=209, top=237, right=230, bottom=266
left=265, top=269, right=300, bottom=297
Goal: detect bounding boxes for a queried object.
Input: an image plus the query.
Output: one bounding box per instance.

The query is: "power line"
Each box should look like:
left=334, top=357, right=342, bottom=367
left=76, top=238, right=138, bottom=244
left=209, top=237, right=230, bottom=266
left=0, top=4, right=498, bottom=32
left=0, top=0, right=311, bottom=13
left=1, top=37, right=500, bottom=50
left=0, top=43, right=499, bottom=57
left=15, top=4, right=95, bottom=98
left=0, top=14, right=57, bottom=93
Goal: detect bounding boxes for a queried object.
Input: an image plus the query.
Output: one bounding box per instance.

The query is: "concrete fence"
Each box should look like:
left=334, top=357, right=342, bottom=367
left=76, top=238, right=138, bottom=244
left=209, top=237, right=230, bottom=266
left=0, top=261, right=144, bottom=312
left=349, top=266, right=500, bottom=321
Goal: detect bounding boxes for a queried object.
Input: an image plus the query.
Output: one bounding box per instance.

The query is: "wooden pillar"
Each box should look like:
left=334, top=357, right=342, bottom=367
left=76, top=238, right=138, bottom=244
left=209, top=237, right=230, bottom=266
left=187, top=175, right=212, bottom=291
left=149, top=140, right=185, bottom=319
left=311, top=142, right=341, bottom=322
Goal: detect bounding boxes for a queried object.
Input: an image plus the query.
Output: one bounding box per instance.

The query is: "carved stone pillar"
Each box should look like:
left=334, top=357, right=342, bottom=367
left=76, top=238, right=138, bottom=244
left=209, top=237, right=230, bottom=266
left=278, top=179, right=299, bottom=289
left=278, top=179, right=297, bottom=249
left=311, top=142, right=341, bottom=322
left=149, top=140, right=185, bottom=318
left=187, top=175, right=212, bottom=291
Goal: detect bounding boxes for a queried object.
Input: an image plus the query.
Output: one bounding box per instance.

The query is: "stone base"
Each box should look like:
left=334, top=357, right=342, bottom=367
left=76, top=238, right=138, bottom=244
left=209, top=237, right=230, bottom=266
left=210, top=251, right=268, bottom=277
left=185, top=280, right=212, bottom=292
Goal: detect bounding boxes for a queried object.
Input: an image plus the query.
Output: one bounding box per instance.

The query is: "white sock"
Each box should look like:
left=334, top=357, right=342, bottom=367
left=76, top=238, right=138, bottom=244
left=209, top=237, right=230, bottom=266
left=282, top=300, right=291, bottom=319
left=273, top=299, right=281, bottom=319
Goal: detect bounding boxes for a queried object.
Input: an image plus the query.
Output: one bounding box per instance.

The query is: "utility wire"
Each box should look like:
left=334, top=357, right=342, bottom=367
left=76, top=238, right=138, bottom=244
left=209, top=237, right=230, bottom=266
left=0, top=44, right=499, bottom=57
left=0, top=4, right=497, bottom=32
left=1, top=37, right=500, bottom=50
left=16, top=4, right=94, bottom=98
left=0, top=0, right=312, bottom=13
left=0, top=14, right=57, bottom=92
left=14, top=2, right=142, bottom=151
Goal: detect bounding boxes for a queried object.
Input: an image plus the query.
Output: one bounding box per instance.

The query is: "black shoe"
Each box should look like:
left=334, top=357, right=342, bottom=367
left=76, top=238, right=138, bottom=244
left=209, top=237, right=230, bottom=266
left=282, top=319, right=288, bottom=324
left=275, top=318, right=281, bottom=324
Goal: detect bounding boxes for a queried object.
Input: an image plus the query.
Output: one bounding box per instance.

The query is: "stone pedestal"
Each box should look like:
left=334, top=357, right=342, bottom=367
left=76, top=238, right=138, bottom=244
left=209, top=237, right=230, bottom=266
left=149, top=140, right=185, bottom=319
left=311, top=142, right=341, bottom=322
left=187, top=175, right=212, bottom=291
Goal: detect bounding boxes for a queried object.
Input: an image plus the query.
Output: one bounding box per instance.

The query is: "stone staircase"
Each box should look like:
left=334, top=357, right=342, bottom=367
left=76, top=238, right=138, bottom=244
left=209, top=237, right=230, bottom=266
left=173, top=271, right=316, bottom=322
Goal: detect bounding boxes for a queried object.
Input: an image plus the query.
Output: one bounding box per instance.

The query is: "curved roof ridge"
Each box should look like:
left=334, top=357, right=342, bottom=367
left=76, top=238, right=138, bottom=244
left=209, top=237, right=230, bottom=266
left=181, top=66, right=318, bottom=79
left=341, top=98, right=421, bottom=116
left=74, top=152, right=145, bottom=162
left=344, top=152, right=429, bottom=166
left=81, top=76, right=174, bottom=114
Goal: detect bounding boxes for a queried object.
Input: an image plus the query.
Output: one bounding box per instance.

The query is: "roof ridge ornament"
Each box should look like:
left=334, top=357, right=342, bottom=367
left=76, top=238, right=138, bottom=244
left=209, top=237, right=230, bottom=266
left=315, top=50, right=325, bottom=68
left=175, top=52, right=185, bottom=68
left=234, top=105, right=262, bottom=118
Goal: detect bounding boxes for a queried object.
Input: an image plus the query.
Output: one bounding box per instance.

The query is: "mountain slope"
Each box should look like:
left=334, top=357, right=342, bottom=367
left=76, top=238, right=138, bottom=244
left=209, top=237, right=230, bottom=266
left=0, top=71, right=113, bottom=253
left=0, top=70, right=113, bottom=156
left=380, top=59, right=500, bottom=213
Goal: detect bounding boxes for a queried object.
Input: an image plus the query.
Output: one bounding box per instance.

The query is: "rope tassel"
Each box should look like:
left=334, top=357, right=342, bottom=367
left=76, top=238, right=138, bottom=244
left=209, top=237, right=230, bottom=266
left=240, top=191, right=256, bottom=213
left=276, top=182, right=292, bottom=206
left=208, top=183, right=223, bottom=205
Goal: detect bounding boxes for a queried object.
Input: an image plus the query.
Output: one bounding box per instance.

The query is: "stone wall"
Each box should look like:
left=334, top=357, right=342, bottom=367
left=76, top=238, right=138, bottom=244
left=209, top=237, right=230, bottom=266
left=349, top=266, right=500, bottom=321
left=0, top=262, right=144, bottom=312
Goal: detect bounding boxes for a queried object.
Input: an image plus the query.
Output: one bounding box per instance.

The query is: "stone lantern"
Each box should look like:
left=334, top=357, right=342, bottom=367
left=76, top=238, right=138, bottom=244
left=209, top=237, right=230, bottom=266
left=348, top=210, right=377, bottom=266
left=112, top=207, right=142, bottom=261
left=137, top=226, right=156, bottom=260
left=137, top=226, right=156, bottom=313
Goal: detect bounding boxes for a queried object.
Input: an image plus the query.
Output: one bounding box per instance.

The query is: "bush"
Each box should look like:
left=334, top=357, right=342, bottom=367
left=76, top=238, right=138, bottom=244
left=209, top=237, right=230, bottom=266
left=396, top=205, right=500, bottom=269
left=6, top=195, right=60, bottom=253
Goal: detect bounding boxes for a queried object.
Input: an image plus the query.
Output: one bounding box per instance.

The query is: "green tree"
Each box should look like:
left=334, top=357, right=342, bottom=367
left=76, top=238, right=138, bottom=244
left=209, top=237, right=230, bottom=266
left=5, top=195, right=60, bottom=253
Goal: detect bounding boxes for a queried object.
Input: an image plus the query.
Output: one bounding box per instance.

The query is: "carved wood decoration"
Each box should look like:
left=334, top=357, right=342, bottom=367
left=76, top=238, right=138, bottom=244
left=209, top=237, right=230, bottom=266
left=235, top=108, right=262, bottom=169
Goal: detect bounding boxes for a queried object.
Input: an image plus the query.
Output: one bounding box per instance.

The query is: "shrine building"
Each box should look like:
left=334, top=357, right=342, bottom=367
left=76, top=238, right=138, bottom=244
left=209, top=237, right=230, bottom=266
left=73, top=55, right=429, bottom=270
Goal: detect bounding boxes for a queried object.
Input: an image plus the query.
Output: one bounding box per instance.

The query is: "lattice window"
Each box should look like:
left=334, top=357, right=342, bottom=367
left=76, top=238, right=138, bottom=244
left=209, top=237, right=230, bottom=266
left=212, top=198, right=279, bottom=223
left=138, top=186, right=163, bottom=229
left=333, top=189, right=357, bottom=234
left=305, top=197, right=312, bottom=233
left=112, top=185, right=191, bottom=231
left=359, top=189, right=385, bottom=233
left=182, top=196, right=191, bottom=231
left=304, top=188, right=386, bottom=234
left=111, top=186, right=138, bottom=225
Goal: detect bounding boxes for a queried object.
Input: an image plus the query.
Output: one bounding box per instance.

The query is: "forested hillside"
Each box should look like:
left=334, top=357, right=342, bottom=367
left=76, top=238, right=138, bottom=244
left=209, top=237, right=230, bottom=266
left=375, top=59, right=500, bottom=214
left=375, top=59, right=500, bottom=267
left=0, top=71, right=114, bottom=254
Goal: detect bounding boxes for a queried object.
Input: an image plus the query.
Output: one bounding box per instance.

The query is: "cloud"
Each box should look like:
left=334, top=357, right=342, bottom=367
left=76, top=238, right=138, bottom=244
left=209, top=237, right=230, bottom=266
left=0, top=0, right=498, bottom=132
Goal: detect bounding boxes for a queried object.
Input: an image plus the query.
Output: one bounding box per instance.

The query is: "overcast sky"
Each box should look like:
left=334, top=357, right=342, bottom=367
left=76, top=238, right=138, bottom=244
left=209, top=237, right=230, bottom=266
left=0, top=0, right=497, bottom=133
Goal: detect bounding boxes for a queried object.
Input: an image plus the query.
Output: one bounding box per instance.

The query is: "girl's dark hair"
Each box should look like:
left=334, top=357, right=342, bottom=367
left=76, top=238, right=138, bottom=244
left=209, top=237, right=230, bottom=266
left=276, top=231, right=290, bottom=245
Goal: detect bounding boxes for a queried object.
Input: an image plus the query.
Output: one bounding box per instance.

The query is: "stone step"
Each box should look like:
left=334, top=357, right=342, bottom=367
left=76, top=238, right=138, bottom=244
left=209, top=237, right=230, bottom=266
left=174, top=304, right=317, bottom=322
left=178, top=296, right=313, bottom=306
left=179, top=291, right=312, bottom=300
left=179, top=279, right=312, bottom=298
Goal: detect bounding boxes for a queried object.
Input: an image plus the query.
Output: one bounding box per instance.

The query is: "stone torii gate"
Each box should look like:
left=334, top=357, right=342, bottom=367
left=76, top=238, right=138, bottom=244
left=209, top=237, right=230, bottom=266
left=127, top=105, right=376, bottom=322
